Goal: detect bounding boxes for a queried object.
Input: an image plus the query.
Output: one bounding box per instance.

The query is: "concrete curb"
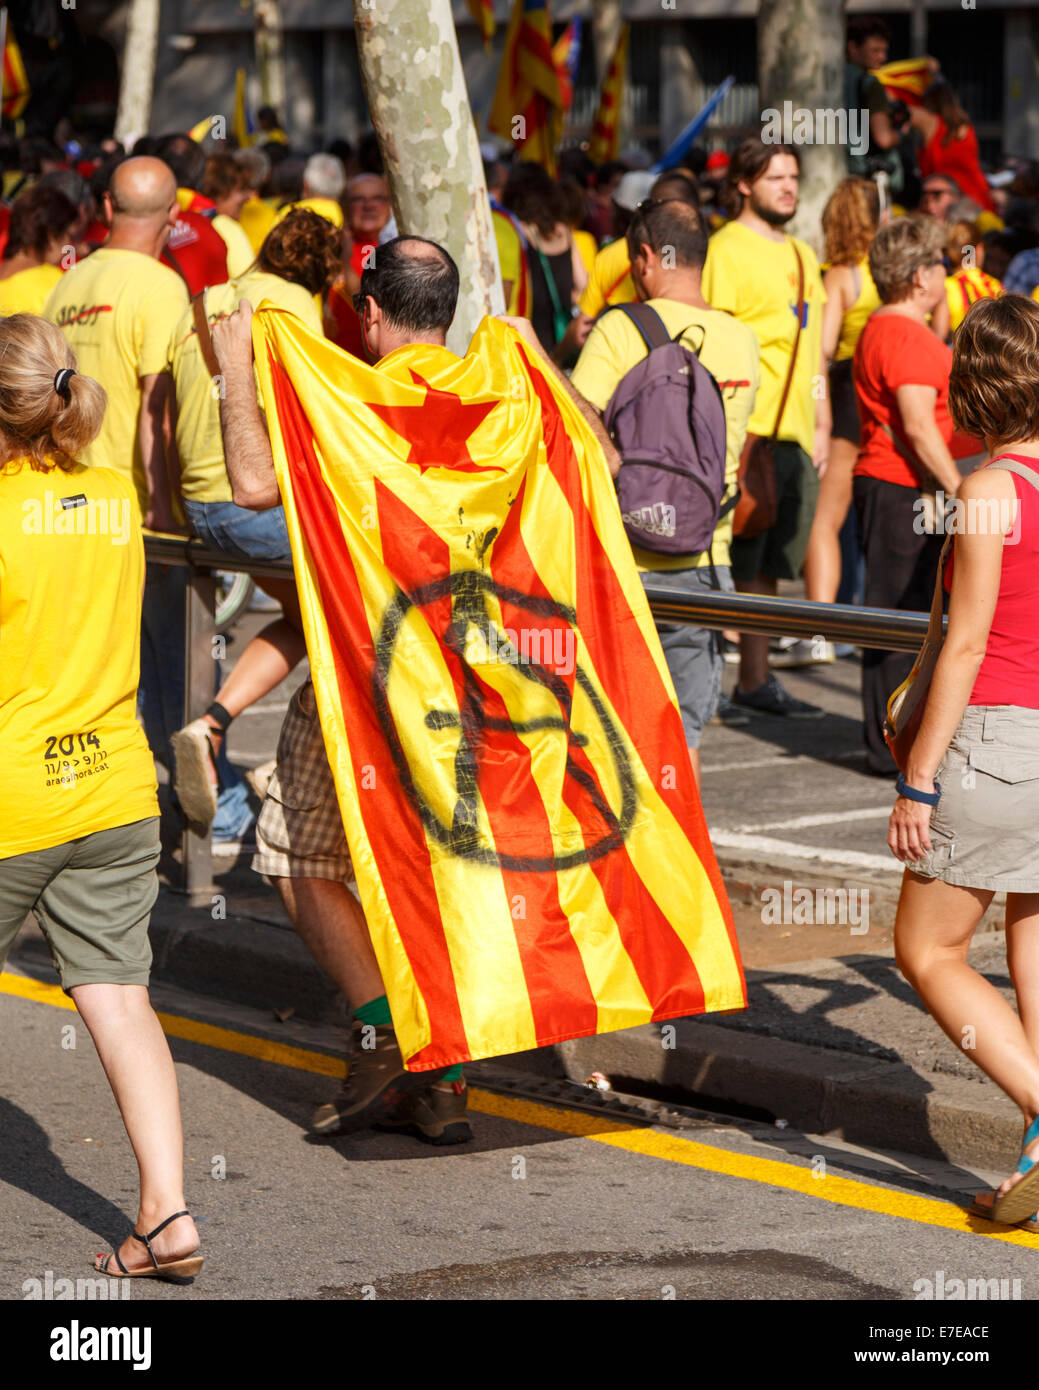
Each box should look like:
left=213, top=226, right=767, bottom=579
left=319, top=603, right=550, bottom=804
left=490, top=1019, right=1022, bottom=1174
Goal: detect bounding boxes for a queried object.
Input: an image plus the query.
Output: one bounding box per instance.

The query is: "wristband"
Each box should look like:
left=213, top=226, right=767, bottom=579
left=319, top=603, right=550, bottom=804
left=896, top=772, right=941, bottom=806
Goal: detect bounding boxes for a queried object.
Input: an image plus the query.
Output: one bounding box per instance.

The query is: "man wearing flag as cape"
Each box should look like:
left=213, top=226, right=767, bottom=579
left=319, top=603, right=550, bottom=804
left=212, top=235, right=746, bottom=1141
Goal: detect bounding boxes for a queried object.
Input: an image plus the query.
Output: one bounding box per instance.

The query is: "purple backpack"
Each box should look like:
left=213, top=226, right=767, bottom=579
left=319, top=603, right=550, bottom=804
left=602, top=303, right=728, bottom=558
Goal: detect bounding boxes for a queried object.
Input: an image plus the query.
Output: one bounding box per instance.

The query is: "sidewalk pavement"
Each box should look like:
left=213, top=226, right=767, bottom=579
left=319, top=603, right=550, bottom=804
left=9, top=851, right=1025, bottom=1177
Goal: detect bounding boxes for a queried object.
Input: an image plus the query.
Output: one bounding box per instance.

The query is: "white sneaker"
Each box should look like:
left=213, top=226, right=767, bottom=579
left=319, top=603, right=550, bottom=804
left=769, top=636, right=835, bottom=669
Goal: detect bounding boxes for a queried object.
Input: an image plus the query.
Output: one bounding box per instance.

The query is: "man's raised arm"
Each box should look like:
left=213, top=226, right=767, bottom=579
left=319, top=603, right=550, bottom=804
left=499, top=315, right=622, bottom=478
left=211, top=299, right=281, bottom=510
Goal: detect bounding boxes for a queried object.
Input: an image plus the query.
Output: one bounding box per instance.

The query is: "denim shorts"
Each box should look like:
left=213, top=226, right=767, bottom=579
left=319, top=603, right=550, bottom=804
left=641, top=564, right=731, bottom=748
left=911, top=705, right=1039, bottom=892
left=183, top=498, right=291, bottom=563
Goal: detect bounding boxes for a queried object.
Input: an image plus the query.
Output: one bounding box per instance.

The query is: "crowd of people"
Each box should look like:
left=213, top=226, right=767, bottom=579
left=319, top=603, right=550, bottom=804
left=4, top=10, right=1039, bottom=1278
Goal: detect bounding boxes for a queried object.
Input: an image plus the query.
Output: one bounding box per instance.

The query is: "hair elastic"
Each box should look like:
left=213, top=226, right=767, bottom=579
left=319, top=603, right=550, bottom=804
left=54, top=367, right=75, bottom=398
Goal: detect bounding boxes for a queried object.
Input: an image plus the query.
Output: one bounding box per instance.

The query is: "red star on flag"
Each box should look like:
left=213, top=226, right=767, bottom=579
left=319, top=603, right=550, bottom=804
left=365, top=370, right=503, bottom=475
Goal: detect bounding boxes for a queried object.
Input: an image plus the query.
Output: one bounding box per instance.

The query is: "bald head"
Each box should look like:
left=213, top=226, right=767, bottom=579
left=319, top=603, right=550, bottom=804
left=357, top=234, right=458, bottom=355
left=109, top=157, right=178, bottom=220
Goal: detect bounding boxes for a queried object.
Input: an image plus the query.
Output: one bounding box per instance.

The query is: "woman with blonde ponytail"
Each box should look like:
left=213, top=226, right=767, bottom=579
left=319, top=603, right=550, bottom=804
left=0, top=315, right=203, bottom=1283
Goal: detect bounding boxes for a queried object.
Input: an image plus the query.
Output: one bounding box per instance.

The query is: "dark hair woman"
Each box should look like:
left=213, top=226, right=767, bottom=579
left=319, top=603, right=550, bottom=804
left=911, top=80, right=995, bottom=214
left=502, top=162, right=580, bottom=355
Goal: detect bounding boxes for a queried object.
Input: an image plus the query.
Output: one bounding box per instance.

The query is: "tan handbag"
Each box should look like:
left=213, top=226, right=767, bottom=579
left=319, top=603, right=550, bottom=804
left=733, top=243, right=805, bottom=540
left=883, top=532, right=952, bottom=772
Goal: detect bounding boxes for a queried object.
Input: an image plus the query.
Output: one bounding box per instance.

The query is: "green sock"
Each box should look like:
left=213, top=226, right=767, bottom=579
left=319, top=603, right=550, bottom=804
left=355, top=993, right=392, bottom=1027
left=440, top=1064, right=463, bottom=1084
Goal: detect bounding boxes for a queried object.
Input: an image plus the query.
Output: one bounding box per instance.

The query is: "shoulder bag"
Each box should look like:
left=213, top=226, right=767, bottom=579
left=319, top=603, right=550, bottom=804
left=733, top=242, right=805, bottom=539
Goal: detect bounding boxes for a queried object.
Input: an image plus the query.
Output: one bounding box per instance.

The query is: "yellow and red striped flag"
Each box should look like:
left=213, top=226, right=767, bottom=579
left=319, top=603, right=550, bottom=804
left=467, top=0, right=495, bottom=50
left=552, top=18, right=581, bottom=114
left=871, top=57, right=933, bottom=107
left=488, top=0, right=565, bottom=175
left=588, top=23, right=629, bottom=165
left=251, top=305, right=746, bottom=1071
left=1, top=27, right=29, bottom=121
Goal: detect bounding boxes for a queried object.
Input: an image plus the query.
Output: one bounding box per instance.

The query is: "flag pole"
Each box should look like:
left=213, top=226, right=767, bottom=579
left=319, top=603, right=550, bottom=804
left=651, top=75, right=735, bottom=173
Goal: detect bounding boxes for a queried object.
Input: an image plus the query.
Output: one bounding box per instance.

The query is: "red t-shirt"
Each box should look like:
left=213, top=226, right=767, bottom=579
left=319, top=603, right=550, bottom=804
left=943, top=455, right=1039, bottom=708
left=161, top=209, right=229, bottom=296
left=920, top=120, right=995, bottom=214
left=326, top=279, right=366, bottom=360
left=853, top=314, right=953, bottom=489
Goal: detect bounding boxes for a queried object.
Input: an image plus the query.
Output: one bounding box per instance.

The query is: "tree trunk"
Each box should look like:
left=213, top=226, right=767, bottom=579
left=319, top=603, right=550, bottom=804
left=757, top=0, right=845, bottom=253
left=114, top=0, right=161, bottom=145
left=353, top=0, right=503, bottom=355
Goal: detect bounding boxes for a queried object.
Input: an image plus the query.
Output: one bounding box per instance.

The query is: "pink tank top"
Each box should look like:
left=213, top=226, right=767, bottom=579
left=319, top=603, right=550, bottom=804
left=944, top=454, right=1039, bottom=708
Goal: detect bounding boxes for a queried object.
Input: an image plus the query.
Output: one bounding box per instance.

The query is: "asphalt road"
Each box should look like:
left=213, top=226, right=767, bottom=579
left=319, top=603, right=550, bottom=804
left=3, top=963, right=1037, bottom=1309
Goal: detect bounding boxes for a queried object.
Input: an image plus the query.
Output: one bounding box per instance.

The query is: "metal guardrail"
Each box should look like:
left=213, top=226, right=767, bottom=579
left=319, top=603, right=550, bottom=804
left=146, top=535, right=937, bottom=903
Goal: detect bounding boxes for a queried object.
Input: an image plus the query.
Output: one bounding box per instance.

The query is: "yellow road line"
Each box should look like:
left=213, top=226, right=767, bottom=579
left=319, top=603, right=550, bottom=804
left=0, top=973, right=344, bottom=1079
left=3, top=971, right=1035, bottom=1246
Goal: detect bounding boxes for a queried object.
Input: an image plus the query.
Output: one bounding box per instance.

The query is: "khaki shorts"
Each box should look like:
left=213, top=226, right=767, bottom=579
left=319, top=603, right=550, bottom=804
left=253, top=678, right=353, bottom=881
left=0, top=817, right=160, bottom=991
left=912, top=706, right=1039, bottom=892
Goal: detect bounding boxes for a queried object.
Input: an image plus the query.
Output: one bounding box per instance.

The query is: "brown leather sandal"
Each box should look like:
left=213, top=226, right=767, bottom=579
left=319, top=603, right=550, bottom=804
left=94, top=1210, right=203, bottom=1283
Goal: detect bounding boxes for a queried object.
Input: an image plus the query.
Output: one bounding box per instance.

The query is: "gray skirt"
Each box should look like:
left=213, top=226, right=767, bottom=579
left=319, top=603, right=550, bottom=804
left=911, top=705, right=1039, bottom=892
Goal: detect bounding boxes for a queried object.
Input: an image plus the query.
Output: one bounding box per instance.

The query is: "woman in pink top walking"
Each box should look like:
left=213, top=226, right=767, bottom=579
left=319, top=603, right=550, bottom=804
left=889, top=295, right=1039, bottom=1228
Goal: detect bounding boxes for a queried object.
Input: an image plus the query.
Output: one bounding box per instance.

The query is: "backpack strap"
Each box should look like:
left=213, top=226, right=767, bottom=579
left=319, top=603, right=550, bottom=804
left=610, top=301, right=673, bottom=354
left=192, top=290, right=221, bottom=380
left=987, top=457, right=1039, bottom=495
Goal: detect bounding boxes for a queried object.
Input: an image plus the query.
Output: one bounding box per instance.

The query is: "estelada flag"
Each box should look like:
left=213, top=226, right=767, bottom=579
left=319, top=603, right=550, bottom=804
left=871, top=58, right=933, bottom=107
left=467, top=0, right=495, bottom=50
left=251, top=306, right=747, bottom=1071
left=2, top=29, right=29, bottom=121
left=488, top=0, right=564, bottom=175
left=551, top=18, right=582, bottom=114
left=589, top=22, right=629, bottom=165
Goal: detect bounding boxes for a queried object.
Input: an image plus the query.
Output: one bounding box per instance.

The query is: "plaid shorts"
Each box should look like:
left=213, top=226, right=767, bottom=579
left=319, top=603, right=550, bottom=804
left=252, top=678, right=353, bottom=881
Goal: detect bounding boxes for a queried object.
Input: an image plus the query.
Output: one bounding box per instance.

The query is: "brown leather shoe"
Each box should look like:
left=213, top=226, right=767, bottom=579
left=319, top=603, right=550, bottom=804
left=310, top=1023, right=444, bottom=1136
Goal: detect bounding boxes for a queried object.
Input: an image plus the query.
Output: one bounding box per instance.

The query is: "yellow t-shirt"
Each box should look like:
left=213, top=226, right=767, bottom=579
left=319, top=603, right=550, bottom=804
left=274, top=196, right=344, bottom=230
left=493, top=210, right=522, bottom=314
left=169, top=269, right=323, bottom=504
left=239, top=196, right=278, bottom=254
left=573, top=229, right=598, bottom=279
left=578, top=237, right=636, bottom=318
left=701, top=220, right=825, bottom=458
left=213, top=213, right=256, bottom=279
left=0, top=460, right=157, bottom=858
left=44, top=248, right=189, bottom=513
left=571, top=298, right=761, bottom=572
left=835, top=257, right=880, bottom=361
left=0, top=263, right=63, bottom=316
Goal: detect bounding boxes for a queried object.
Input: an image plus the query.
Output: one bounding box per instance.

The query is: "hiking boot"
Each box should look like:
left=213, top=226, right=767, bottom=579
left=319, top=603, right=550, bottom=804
left=310, top=1023, right=441, bottom=1137
left=732, top=673, right=824, bottom=719
left=376, top=1078, right=474, bottom=1146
